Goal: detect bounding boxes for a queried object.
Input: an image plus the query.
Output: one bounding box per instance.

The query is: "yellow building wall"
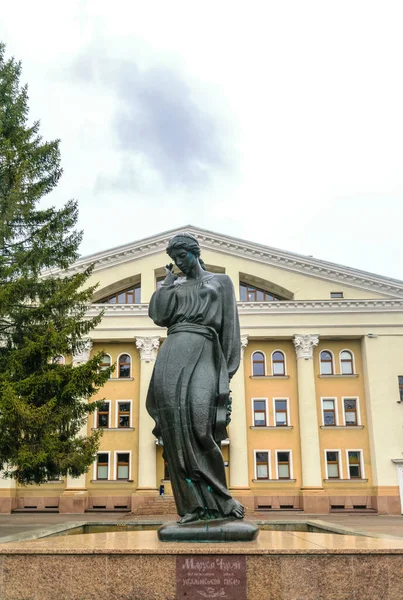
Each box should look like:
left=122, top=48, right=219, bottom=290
left=314, top=340, right=372, bottom=491
left=86, top=247, right=388, bottom=307
left=86, top=342, right=140, bottom=503
left=244, top=340, right=301, bottom=502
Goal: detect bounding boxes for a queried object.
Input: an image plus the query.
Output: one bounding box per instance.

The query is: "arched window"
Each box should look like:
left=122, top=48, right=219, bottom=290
left=320, top=351, right=334, bottom=375
left=240, top=282, right=284, bottom=302
left=118, top=354, right=131, bottom=378
left=98, top=284, right=141, bottom=304
left=252, top=351, right=265, bottom=376
left=272, top=351, right=285, bottom=376
left=340, top=350, right=354, bottom=375
left=100, top=354, right=112, bottom=371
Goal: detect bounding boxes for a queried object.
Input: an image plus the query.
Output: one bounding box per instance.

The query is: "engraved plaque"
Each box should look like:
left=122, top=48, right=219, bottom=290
left=176, top=555, right=247, bottom=599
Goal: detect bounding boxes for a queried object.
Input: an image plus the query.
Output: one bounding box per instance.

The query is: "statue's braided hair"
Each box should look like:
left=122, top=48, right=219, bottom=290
left=166, top=232, right=206, bottom=270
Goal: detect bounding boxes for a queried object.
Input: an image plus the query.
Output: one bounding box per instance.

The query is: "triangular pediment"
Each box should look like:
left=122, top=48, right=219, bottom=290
left=67, top=225, right=403, bottom=299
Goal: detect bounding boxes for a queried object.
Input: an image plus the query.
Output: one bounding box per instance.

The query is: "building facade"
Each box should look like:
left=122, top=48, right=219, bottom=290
left=1, top=225, right=403, bottom=515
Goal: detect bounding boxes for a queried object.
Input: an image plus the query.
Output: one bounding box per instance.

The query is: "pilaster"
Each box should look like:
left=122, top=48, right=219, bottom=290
left=60, top=338, right=92, bottom=513
left=293, top=334, right=327, bottom=512
left=136, top=336, right=160, bottom=492
left=0, top=473, right=16, bottom=514
left=229, top=334, right=250, bottom=493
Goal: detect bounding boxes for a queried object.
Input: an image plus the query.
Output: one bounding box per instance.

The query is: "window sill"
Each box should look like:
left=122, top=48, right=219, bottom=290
left=250, top=375, right=289, bottom=379
left=92, top=428, right=134, bottom=431
left=161, top=479, right=171, bottom=483
left=106, top=377, right=134, bottom=381
left=252, top=479, right=296, bottom=483
left=45, top=480, right=65, bottom=484
left=320, top=426, right=364, bottom=430
left=324, top=479, right=368, bottom=483
left=90, top=480, right=134, bottom=484
left=318, top=374, right=358, bottom=378
left=250, top=426, right=293, bottom=430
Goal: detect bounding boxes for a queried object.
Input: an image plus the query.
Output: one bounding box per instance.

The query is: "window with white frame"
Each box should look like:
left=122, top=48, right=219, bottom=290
left=96, top=453, right=109, bottom=480
left=322, top=398, right=337, bottom=426
left=320, top=350, right=334, bottom=375
left=117, top=401, right=131, bottom=428
left=347, top=451, right=363, bottom=478
left=274, top=399, right=289, bottom=426
left=118, top=354, right=131, bottom=378
left=325, top=451, right=341, bottom=479
left=97, top=402, right=110, bottom=428
left=116, top=453, right=130, bottom=480
left=255, top=451, right=270, bottom=480
left=272, top=351, right=285, bottom=376
left=100, top=353, right=112, bottom=371
left=252, top=399, right=267, bottom=427
left=340, top=350, right=354, bottom=375
left=276, top=451, right=291, bottom=479
left=252, top=351, right=265, bottom=376
left=343, top=398, right=359, bottom=426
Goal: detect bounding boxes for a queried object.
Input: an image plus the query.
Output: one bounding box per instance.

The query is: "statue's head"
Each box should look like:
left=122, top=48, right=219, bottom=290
left=166, top=232, right=206, bottom=272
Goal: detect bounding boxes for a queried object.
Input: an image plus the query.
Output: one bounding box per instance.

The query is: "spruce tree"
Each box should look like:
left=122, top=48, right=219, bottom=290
left=0, top=43, right=110, bottom=485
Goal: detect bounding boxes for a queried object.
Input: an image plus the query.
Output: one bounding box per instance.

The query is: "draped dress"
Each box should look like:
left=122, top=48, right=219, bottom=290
left=146, top=272, right=241, bottom=518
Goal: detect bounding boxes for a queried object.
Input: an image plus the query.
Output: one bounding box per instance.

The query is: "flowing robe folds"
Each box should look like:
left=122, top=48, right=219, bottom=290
left=146, top=273, right=241, bottom=518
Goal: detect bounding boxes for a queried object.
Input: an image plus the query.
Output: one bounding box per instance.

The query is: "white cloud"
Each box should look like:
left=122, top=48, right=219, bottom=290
left=1, top=0, right=402, bottom=278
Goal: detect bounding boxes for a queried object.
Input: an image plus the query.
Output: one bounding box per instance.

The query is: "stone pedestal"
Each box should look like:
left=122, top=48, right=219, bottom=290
left=1, top=530, right=403, bottom=599
left=158, top=518, right=259, bottom=542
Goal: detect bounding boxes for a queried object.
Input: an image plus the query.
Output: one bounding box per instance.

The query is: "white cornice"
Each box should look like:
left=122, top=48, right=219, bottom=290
left=86, top=298, right=403, bottom=318
left=53, top=225, right=403, bottom=298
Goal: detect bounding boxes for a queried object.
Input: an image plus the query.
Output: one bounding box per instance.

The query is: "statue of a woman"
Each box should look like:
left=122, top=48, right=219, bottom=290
left=146, top=232, right=245, bottom=524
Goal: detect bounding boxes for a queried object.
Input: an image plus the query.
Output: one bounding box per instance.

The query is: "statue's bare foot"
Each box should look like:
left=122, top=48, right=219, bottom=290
left=230, top=499, right=245, bottom=519
left=177, top=512, right=199, bottom=524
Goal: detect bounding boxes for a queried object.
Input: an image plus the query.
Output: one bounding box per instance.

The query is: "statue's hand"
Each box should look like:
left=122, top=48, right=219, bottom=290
left=163, top=263, right=177, bottom=285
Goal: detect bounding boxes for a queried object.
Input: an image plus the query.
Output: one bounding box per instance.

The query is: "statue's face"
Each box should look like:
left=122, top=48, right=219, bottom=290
left=169, top=247, right=198, bottom=275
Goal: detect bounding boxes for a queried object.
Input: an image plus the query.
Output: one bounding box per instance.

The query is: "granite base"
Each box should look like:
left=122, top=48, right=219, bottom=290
left=0, top=530, right=403, bottom=599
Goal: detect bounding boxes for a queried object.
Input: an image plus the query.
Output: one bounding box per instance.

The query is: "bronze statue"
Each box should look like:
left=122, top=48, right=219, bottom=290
left=146, top=232, right=245, bottom=526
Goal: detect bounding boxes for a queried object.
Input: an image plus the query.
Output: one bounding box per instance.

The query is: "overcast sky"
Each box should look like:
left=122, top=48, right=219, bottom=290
left=1, top=1, right=403, bottom=279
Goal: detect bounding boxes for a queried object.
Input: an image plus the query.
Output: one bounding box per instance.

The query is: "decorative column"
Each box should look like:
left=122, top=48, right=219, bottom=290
left=0, top=473, right=16, bottom=514
left=228, top=334, right=250, bottom=494
left=60, top=338, right=93, bottom=513
left=293, top=334, right=327, bottom=512
left=136, top=336, right=160, bottom=492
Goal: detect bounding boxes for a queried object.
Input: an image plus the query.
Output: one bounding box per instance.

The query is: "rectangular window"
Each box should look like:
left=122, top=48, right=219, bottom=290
left=330, top=292, right=344, bottom=298
left=343, top=398, right=358, bottom=426
left=326, top=451, right=340, bottom=478
left=164, top=461, right=170, bottom=480
left=116, top=453, right=130, bottom=480
left=399, top=376, right=403, bottom=402
left=97, top=402, right=110, bottom=428
left=117, top=401, right=131, bottom=428
left=255, top=451, right=270, bottom=480
left=96, top=453, right=109, bottom=480
left=348, top=451, right=362, bottom=479
left=274, top=399, right=288, bottom=426
left=322, top=399, right=336, bottom=426
left=253, top=399, right=267, bottom=427
left=277, top=451, right=291, bottom=479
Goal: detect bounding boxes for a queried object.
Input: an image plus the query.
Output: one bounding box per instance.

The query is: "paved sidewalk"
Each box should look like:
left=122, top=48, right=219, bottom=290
left=0, top=511, right=402, bottom=541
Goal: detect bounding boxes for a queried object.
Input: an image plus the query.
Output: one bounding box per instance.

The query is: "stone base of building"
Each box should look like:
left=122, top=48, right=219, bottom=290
left=3, top=491, right=402, bottom=515
left=0, top=496, right=17, bottom=514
